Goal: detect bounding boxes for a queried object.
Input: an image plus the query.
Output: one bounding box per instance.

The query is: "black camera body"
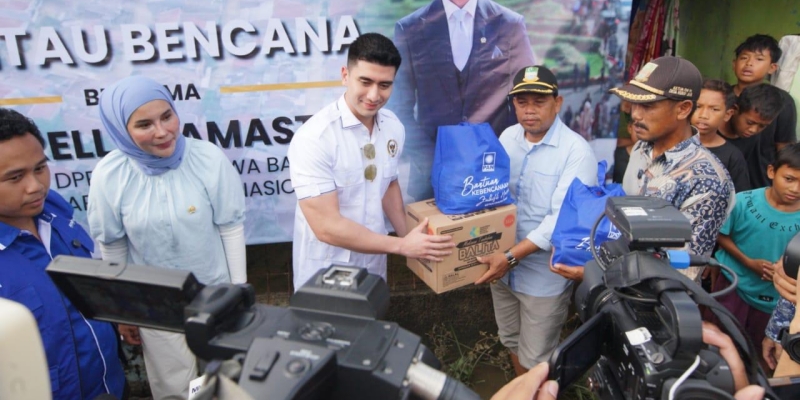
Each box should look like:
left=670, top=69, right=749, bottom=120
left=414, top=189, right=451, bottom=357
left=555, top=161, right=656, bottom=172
left=549, top=197, right=748, bottom=400
left=182, top=266, right=433, bottom=400
left=568, top=254, right=735, bottom=400
left=47, top=262, right=478, bottom=400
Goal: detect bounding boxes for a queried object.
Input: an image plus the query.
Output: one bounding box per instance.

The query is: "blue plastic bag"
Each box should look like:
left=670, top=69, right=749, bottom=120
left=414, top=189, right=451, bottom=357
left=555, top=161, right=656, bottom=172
left=431, top=122, right=513, bottom=214
left=551, top=161, right=625, bottom=266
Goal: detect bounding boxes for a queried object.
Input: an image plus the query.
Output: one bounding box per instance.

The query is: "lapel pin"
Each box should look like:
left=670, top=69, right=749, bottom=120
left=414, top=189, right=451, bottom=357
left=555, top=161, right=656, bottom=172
left=480, top=37, right=486, bottom=44
left=188, top=206, right=196, bottom=214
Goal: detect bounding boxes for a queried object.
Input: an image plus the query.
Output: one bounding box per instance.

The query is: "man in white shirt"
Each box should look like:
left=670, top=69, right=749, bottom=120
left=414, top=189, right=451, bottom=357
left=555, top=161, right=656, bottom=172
left=288, top=33, right=454, bottom=289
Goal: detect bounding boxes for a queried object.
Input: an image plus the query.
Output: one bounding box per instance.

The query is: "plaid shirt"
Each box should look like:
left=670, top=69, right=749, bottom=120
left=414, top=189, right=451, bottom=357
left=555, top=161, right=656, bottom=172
left=623, top=134, right=734, bottom=278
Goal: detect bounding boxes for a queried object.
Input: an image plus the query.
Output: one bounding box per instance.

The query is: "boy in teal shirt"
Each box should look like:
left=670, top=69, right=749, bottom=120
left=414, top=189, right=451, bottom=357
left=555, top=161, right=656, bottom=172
left=713, top=143, right=800, bottom=369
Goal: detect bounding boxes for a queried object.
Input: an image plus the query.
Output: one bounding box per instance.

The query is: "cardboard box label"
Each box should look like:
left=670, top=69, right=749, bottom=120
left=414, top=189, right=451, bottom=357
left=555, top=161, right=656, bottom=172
left=442, top=271, right=463, bottom=287
left=457, top=232, right=501, bottom=263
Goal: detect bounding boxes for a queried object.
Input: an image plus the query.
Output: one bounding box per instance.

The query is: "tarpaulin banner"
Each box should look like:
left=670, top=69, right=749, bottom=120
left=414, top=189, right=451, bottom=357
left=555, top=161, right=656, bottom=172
left=0, top=0, right=629, bottom=243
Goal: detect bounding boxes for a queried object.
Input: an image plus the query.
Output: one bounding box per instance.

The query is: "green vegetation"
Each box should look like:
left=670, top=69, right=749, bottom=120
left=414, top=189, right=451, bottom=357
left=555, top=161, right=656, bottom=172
left=427, top=323, right=513, bottom=386
left=584, top=52, right=606, bottom=77
left=529, top=32, right=603, bottom=52
left=428, top=315, right=598, bottom=399
left=519, top=0, right=575, bottom=21
left=539, top=42, right=586, bottom=72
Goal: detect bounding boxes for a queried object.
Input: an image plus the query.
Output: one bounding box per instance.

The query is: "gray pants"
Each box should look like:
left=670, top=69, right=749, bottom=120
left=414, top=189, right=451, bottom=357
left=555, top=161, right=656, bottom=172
left=490, top=280, right=572, bottom=369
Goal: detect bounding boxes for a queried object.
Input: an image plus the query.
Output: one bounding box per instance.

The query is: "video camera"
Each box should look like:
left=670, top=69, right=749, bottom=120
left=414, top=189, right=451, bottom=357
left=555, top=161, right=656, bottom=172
left=46, top=261, right=481, bottom=400
left=548, top=196, right=782, bottom=400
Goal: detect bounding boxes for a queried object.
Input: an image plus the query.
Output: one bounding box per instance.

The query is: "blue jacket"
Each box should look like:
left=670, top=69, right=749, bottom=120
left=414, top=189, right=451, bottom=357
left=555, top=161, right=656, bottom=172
left=0, top=190, right=125, bottom=400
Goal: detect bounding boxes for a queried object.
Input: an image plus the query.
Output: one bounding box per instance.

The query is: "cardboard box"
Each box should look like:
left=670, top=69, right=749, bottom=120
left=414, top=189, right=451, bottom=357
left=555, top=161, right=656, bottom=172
left=405, top=199, right=517, bottom=293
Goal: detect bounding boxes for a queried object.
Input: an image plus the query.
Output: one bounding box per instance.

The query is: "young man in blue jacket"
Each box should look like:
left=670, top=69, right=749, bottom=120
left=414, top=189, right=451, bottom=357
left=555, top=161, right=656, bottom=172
left=0, top=108, right=126, bottom=399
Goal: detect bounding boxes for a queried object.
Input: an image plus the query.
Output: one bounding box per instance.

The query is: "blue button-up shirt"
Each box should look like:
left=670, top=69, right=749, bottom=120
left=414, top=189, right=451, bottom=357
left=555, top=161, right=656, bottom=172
left=498, top=117, right=598, bottom=297
left=0, top=190, right=125, bottom=400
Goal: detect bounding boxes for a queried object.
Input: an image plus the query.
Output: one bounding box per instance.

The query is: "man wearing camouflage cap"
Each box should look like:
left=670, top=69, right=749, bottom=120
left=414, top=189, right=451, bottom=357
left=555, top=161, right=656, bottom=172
left=610, top=56, right=734, bottom=280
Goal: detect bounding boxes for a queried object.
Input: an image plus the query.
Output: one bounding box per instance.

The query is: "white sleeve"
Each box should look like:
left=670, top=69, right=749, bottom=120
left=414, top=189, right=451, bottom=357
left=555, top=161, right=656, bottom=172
left=98, top=239, right=129, bottom=264
left=287, top=127, right=336, bottom=200
left=219, top=223, right=247, bottom=284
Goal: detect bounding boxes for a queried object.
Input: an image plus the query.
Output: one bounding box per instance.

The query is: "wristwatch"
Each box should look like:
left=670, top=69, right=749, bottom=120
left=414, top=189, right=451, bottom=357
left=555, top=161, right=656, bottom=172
left=779, top=327, right=800, bottom=363
left=505, top=250, right=519, bottom=269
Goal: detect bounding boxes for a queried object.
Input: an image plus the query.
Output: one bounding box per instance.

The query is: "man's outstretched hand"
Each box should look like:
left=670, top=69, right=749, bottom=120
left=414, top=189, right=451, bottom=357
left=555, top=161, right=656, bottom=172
left=398, top=218, right=455, bottom=261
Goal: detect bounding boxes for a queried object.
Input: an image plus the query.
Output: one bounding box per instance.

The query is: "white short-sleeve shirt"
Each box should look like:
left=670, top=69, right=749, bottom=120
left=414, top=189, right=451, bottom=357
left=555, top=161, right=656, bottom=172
left=88, top=138, right=246, bottom=285
left=288, top=96, right=405, bottom=288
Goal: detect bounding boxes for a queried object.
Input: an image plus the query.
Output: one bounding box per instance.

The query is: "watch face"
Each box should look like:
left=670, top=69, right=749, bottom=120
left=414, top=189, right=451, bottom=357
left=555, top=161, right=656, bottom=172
left=505, top=252, right=518, bottom=267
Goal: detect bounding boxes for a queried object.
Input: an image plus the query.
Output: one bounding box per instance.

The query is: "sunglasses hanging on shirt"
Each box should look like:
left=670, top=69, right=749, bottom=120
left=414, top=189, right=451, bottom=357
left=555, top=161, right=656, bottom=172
left=363, top=143, right=377, bottom=182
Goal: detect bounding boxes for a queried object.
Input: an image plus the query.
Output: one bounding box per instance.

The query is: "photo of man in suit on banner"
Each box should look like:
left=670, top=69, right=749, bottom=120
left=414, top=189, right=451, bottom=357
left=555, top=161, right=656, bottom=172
left=389, top=0, right=534, bottom=201
left=382, top=0, right=627, bottom=201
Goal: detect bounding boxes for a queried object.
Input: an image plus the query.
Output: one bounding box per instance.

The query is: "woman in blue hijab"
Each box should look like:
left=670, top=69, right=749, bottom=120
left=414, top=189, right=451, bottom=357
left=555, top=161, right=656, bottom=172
left=88, top=76, right=246, bottom=399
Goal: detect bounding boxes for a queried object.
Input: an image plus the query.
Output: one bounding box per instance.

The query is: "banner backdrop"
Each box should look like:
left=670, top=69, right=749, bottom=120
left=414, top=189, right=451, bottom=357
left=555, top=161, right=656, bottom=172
left=0, top=0, right=629, bottom=244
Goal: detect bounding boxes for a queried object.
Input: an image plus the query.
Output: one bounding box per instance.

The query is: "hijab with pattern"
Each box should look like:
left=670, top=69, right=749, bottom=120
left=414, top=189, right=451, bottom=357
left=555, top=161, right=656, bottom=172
left=98, top=76, right=186, bottom=175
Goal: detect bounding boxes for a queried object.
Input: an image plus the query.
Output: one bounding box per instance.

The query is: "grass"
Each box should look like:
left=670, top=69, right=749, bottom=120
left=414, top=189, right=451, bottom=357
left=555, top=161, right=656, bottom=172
left=427, top=313, right=598, bottom=399
left=427, top=323, right=514, bottom=387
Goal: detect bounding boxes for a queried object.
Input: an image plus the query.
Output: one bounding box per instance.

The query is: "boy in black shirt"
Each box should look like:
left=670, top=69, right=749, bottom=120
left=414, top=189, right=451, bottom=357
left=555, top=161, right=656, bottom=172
left=720, top=83, right=787, bottom=188
left=692, top=79, right=751, bottom=192
left=721, top=34, right=797, bottom=188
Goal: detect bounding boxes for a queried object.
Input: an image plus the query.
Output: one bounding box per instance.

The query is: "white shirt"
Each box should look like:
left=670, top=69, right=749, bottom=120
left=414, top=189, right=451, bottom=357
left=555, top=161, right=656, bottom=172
left=288, top=96, right=405, bottom=289
left=443, top=0, right=478, bottom=65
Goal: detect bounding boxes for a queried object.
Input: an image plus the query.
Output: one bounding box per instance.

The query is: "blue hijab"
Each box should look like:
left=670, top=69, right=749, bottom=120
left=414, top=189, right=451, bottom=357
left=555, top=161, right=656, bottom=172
left=99, top=76, right=186, bottom=176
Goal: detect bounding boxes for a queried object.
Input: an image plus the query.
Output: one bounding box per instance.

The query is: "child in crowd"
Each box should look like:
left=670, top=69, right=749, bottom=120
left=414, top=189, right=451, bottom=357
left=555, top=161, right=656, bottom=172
left=723, top=34, right=797, bottom=188
left=710, top=144, right=800, bottom=369
left=691, top=79, right=750, bottom=192
left=719, top=82, right=786, bottom=189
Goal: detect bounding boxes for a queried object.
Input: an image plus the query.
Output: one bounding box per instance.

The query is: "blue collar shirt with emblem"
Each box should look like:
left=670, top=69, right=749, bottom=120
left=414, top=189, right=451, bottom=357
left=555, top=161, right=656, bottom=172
left=0, top=190, right=125, bottom=400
